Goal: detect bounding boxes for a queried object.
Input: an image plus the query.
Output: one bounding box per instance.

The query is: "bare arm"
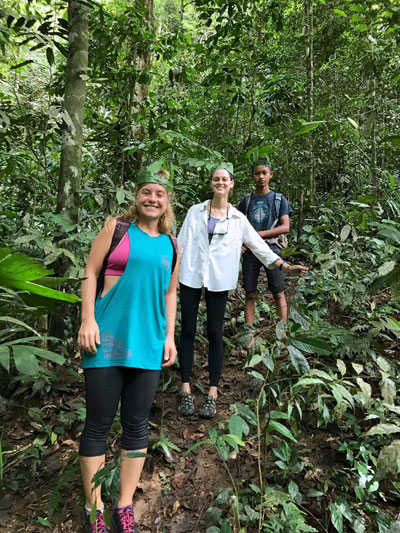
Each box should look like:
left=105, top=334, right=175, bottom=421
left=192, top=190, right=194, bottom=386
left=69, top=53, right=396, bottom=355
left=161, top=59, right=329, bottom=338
left=162, top=243, right=181, bottom=367
left=258, top=214, right=290, bottom=239
left=78, top=218, right=116, bottom=353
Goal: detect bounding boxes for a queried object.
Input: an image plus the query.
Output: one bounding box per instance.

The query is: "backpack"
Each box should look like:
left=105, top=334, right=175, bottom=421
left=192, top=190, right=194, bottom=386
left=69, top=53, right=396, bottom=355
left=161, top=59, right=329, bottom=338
left=96, top=217, right=178, bottom=298
left=244, top=192, right=288, bottom=250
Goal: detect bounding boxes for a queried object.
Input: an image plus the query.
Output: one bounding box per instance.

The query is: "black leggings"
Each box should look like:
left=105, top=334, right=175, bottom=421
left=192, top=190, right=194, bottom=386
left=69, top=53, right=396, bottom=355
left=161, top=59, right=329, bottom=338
left=79, top=367, right=160, bottom=457
left=178, top=283, right=229, bottom=387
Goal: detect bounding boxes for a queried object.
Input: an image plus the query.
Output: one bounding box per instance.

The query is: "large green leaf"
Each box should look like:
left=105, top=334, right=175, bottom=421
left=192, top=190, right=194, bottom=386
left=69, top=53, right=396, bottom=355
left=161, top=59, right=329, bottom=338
left=0, top=316, right=39, bottom=335
left=289, top=306, right=310, bottom=329
left=12, top=345, right=40, bottom=376
left=2, top=280, right=79, bottom=303
left=34, top=276, right=80, bottom=289
left=267, top=421, right=297, bottom=443
left=383, top=317, right=400, bottom=337
left=381, top=135, right=400, bottom=146
left=376, top=440, right=400, bottom=481
left=220, top=520, right=233, bottom=533
left=378, top=227, right=400, bottom=245
left=356, top=377, right=372, bottom=406
left=296, top=121, right=325, bottom=135
left=370, top=263, right=400, bottom=299
left=262, top=487, right=291, bottom=508
left=221, top=433, right=245, bottom=448
left=365, top=423, right=400, bottom=436
left=229, top=414, right=249, bottom=440
left=10, top=344, right=64, bottom=376
left=0, top=248, right=79, bottom=303
left=287, top=346, right=310, bottom=374
left=0, top=346, right=10, bottom=372
left=291, top=337, right=332, bottom=355
left=19, top=346, right=65, bottom=365
left=236, top=404, right=257, bottom=426
left=332, top=384, right=355, bottom=408
left=381, top=376, right=396, bottom=405
left=293, top=377, right=325, bottom=387
left=2, top=335, right=59, bottom=346
left=0, top=248, right=50, bottom=282
left=330, top=502, right=344, bottom=533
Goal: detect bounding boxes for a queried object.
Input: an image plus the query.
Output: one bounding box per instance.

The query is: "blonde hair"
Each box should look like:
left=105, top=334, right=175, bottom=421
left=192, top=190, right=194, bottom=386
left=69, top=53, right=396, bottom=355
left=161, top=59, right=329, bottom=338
left=120, top=170, right=175, bottom=234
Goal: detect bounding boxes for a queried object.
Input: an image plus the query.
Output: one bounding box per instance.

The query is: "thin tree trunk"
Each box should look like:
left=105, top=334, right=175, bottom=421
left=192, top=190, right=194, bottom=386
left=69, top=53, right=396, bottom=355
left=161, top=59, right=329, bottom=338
left=129, top=0, right=153, bottom=175
left=51, top=0, right=89, bottom=341
left=297, top=190, right=304, bottom=241
left=56, top=0, right=89, bottom=223
left=297, top=0, right=314, bottom=239
left=370, top=77, right=377, bottom=193
left=305, top=0, right=314, bottom=201
left=305, top=0, right=314, bottom=123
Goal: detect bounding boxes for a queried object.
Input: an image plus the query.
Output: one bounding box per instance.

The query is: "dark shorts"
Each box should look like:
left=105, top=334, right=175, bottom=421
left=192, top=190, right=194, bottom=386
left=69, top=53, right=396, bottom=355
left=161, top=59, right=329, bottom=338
left=242, top=249, right=286, bottom=294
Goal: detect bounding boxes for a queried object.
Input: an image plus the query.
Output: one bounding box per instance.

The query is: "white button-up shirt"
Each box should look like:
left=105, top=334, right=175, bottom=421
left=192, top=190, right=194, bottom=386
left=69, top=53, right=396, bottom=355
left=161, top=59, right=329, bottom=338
left=178, top=200, right=280, bottom=292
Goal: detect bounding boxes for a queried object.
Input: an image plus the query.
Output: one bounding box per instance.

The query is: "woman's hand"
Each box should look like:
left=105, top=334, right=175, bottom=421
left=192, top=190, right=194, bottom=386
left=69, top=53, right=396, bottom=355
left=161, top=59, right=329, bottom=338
left=285, top=264, right=309, bottom=276
left=162, top=336, right=177, bottom=367
left=78, top=319, right=100, bottom=354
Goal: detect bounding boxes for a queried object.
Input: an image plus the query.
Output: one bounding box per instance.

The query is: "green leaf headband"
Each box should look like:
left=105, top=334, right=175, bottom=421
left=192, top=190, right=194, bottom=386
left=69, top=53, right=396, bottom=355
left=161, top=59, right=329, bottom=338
left=252, top=157, right=272, bottom=169
left=136, top=170, right=173, bottom=192
left=210, top=162, right=234, bottom=179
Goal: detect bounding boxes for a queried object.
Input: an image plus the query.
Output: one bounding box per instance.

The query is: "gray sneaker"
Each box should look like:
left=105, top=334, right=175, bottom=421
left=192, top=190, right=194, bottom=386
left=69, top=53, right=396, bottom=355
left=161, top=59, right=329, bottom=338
left=178, top=392, right=195, bottom=416
left=199, top=395, right=217, bottom=419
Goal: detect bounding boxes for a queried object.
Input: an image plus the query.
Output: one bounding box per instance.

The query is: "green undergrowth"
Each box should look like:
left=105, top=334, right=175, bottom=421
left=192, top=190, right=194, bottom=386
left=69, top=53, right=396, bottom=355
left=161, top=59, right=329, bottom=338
left=180, top=197, right=400, bottom=532
left=1, top=194, right=400, bottom=532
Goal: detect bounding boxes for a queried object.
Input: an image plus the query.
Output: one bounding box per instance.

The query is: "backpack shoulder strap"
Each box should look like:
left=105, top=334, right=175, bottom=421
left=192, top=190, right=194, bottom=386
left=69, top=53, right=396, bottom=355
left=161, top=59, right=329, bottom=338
left=110, top=217, right=130, bottom=255
left=168, top=234, right=178, bottom=273
left=96, top=217, right=130, bottom=298
left=274, top=193, right=282, bottom=221
left=244, top=193, right=252, bottom=218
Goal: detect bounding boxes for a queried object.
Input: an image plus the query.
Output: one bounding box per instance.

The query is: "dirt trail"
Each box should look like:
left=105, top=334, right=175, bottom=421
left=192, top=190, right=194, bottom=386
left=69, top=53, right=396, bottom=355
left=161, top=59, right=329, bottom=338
left=0, top=333, right=259, bottom=533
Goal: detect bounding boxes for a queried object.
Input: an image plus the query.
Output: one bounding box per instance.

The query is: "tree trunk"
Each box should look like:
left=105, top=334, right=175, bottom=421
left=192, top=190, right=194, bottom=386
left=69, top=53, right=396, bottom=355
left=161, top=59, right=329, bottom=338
left=56, top=0, right=89, bottom=223
left=305, top=0, right=314, bottom=201
left=298, top=0, right=314, bottom=239
left=51, top=0, right=89, bottom=341
left=124, top=0, right=153, bottom=179
left=370, top=76, right=378, bottom=193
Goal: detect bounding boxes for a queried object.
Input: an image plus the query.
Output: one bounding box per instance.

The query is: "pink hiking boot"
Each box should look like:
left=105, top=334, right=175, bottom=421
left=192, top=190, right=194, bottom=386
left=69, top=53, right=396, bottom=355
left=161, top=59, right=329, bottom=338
left=111, top=503, right=139, bottom=533
left=84, top=509, right=110, bottom=533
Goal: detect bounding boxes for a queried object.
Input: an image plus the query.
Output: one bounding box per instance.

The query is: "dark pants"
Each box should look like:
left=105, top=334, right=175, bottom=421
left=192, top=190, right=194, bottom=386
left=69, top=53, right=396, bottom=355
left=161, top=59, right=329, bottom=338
left=79, top=366, right=160, bottom=457
left=178, top=283, right=229, bottom=387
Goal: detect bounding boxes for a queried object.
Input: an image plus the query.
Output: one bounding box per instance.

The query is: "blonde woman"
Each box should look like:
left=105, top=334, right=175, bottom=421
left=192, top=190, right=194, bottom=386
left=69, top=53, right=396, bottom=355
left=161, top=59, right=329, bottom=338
left=177, top=166, right=307, bottom=418
left=78, top=169, right=180, bottom=533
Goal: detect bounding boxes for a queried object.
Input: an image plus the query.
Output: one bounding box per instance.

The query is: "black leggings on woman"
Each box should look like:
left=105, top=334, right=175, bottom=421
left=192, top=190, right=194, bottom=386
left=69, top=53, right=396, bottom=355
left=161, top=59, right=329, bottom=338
left=79, top=366, right=160, bottom=457
left=178, top=283, right=229, bottom=387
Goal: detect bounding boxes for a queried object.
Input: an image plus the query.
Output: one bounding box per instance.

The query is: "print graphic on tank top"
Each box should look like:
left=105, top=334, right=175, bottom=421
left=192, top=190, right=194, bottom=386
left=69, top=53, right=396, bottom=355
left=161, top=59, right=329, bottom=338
left=251, top=201, right=270, bottom=224
left=101, top=331, right=132, bottom=360
left=161, top=254, right=171, bottom=272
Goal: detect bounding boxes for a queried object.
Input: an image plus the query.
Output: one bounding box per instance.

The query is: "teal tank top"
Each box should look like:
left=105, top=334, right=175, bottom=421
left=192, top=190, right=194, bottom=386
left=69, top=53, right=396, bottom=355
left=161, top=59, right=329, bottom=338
left=82, top=223, right=173, bottom=370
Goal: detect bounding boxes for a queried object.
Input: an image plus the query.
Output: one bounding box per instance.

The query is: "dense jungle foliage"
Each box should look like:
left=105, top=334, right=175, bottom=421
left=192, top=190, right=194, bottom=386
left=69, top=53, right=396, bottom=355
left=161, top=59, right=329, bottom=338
left=0, top=0, right=400, bottom=531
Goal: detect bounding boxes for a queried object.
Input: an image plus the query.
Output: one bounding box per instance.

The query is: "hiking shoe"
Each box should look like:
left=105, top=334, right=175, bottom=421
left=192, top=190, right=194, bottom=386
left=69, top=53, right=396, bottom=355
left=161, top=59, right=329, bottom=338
left=112, top=503, right=139, bottom=533
left=199, top=395, right=217, bottom=419
left=178, top=392, right=195, bottom=416
left=84, top=509, right=110, bottom=533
